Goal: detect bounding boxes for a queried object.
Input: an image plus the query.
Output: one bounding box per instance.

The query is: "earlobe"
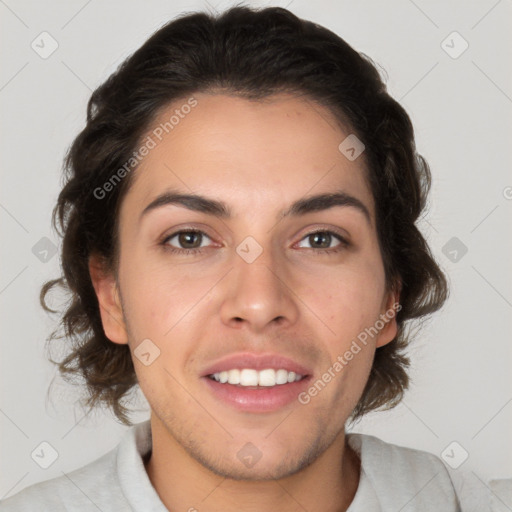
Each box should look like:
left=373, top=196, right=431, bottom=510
left=375, top=287, right=401, bottom=349
left=88, top=254, right=128, bottom=345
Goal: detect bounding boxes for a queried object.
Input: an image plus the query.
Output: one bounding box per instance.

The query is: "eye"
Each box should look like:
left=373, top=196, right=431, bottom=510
left=296, top=230, right=348, bottom=252
left=162, top=230, right=213, bottom=253
left=160, top=228, right=348, bottom=256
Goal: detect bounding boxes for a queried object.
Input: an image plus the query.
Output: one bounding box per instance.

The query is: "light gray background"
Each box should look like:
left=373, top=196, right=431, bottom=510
left=1, top=0, right=511, bottom=510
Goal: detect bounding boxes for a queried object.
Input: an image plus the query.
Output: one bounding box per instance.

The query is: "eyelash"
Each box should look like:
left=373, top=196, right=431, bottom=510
left=160, top=228, right=350, bottom=256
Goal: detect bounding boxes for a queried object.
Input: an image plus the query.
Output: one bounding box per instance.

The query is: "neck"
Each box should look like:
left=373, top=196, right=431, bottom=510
left=144, top=415, right=360, bottom=512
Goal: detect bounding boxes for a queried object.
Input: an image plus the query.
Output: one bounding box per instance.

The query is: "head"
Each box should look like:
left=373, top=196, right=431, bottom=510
left=43, top=5, right=447, bottom=480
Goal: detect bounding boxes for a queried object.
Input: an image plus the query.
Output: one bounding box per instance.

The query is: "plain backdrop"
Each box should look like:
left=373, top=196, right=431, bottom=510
left=1, top=0, right=511, bottom=510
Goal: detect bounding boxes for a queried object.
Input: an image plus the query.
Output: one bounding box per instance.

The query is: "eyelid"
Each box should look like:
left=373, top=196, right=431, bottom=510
left=294, top=229, right=349, bottom=250
left=161, top=228, right=216, bottom=247
left=294, top=225, right=350, bottom=244
left=159, top=230, right=351, bottom=261
left=160, top=225, right=349, bottom=244
left=160, top=223, right=218, bottom=241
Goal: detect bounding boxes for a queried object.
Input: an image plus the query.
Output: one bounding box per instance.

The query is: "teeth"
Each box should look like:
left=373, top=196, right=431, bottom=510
left=275, top=369, right=288, bottom=385
left=210, top=368, right=305, bottom=387
left=227, top=369, right=240, bottom=384
left=240, top=369, right=259, bottom=386
left=258, top=369, right=276, bottom=387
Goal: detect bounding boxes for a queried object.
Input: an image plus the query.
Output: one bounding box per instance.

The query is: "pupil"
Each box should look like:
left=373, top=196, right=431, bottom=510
left=311, top=232, right=330, bottom=248
left=179, top=232, right=200, bottom=248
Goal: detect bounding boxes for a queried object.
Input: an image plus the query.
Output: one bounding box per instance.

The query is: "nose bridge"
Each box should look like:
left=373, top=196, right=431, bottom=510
left=219, top=237, right=299, bottom=330
left=236, top=244, right=281, bottom=294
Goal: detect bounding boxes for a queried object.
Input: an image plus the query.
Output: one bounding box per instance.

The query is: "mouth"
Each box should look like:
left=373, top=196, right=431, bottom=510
left=201, top=353, right=312, bottom=413
left=207, top=368, right=306, bottom=387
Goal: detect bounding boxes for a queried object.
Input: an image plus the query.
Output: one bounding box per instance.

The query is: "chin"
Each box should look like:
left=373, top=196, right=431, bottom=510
left=196, top=453, right=316, bottom=482
left=186, top=431, right=335, bottom=482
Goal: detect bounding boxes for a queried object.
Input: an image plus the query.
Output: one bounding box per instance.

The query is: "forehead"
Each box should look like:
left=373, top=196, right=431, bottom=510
left=122, top=92, right=374, bottom=219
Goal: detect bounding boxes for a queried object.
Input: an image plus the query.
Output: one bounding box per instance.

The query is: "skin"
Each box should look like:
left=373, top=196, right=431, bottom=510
left=89, top=92, right=399, bottom=512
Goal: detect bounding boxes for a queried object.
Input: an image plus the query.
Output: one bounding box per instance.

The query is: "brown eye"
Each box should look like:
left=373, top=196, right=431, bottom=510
left=297, top=230, right=346, bottom=251
left=177, top=231, right=203, bottom=248
left=163, top=230, right=212, bottom=251
left=308, top=232, right=332, bottom=249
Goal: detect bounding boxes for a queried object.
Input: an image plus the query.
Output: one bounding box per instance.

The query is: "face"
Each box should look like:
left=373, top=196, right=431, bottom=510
left=91, top=92, right=398, bottom=480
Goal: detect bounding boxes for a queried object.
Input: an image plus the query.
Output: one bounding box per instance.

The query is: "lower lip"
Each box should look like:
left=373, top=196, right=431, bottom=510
left=202, top=376, right=311, bottom=413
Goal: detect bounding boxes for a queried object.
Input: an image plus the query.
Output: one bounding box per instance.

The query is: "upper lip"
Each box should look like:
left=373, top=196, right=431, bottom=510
left=201, top=352, right=312, bottom=377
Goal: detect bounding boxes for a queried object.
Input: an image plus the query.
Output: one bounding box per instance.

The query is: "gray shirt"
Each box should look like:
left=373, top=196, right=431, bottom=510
left=1, top=420, right=461, bottom=511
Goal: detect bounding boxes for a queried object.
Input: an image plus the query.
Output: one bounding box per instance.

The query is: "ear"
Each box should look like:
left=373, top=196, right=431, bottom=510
left=88, top=253, right=128, bottom=345
left=375, top=284, right=401, bottom=349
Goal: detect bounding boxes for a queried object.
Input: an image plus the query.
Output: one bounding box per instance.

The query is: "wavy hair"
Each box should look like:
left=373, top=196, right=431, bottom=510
left=42, top=4, right=448, bottom=425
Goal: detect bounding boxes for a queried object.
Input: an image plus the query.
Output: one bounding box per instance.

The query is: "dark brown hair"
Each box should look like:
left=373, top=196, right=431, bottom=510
left=42, top=4, right=448, bottom=425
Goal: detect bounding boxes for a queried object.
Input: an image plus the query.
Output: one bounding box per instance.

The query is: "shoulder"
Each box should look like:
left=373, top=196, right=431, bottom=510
left=0, top=446, right=129, bottom=512
left=347, top=433, right=461, bottom=511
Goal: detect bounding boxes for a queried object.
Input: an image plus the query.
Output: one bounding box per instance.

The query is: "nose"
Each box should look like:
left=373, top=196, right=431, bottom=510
left=219, top=247, right=300, bottom=333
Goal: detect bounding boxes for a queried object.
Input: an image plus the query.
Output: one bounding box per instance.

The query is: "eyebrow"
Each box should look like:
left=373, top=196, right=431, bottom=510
left=140, top=189, right=371, bottom=224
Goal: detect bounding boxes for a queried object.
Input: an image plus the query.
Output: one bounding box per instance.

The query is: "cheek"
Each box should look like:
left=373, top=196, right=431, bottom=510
left=301, top=260, right=386, bottom=334
left=119, top=267, right=214, bottom=395
left=119, top=254, right=219, bottom=343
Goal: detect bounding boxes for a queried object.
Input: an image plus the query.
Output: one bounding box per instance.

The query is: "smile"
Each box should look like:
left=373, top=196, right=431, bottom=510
left=208, top=368, right=305, bottom=387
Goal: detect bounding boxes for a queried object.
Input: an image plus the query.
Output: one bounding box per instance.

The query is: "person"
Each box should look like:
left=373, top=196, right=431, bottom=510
left=1, top=4, right=461, bottom=511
